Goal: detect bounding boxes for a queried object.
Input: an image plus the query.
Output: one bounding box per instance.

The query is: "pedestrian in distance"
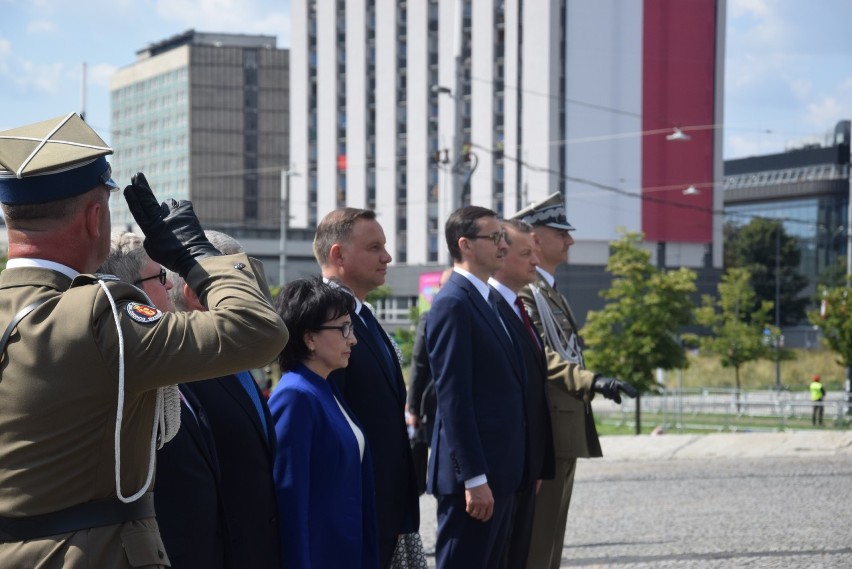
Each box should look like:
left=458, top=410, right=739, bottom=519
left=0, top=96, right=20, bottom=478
left=810, top=374, right=826, bottom=426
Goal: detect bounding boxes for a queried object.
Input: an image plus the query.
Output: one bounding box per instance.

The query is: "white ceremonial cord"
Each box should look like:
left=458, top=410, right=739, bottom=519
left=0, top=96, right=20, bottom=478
left=98, top=280, right=160, bottom=504
left=529, top=284, right=584, bottom=368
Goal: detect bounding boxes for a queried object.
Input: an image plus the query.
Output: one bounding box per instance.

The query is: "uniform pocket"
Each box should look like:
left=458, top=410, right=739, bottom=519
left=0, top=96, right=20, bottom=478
left=121, top=525, right=171, bottom=567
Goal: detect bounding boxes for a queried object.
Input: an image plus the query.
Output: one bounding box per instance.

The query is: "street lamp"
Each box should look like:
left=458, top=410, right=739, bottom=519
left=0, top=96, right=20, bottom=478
left=279, top=167, right=299, bottom=286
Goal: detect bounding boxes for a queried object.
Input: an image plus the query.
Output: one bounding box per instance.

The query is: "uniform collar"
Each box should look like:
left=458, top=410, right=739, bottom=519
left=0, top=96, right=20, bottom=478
left=6, top=258, right=79, bottom=280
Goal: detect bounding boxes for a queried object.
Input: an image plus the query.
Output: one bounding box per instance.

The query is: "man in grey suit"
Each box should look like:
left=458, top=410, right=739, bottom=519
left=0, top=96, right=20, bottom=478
left=513, top=193, right=636, bottom=569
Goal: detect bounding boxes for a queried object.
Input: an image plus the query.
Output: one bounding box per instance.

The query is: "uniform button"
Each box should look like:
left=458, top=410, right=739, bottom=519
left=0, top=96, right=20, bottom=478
left=270, top=515, right=278, bottom=524
left=158, top=550, right=164, bottom=559
left=234, top=262, right=246, bottom=270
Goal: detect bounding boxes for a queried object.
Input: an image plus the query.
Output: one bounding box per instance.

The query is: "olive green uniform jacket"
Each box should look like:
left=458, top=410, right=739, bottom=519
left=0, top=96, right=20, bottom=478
left=0, top=254, right=288, bottom=569
left=519, top=275, right=601, bottom=460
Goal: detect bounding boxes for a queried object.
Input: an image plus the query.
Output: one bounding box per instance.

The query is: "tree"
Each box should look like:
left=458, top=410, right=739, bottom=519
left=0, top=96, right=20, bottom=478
left=725, top=217, right=808, bottom=325
left=694, top=268, right=775, bottom=395
left=809, top=285, right=852, bottom=371
left=582, top=231, right=697, bottom=394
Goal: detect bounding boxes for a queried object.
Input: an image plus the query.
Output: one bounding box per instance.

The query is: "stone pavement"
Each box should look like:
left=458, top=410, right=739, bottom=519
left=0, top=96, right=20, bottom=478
left=416, top=431, right=852, bottom=568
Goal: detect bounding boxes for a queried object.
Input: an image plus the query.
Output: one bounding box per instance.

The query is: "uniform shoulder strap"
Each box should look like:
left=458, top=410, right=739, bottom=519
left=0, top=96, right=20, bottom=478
left=0, top=298, right=48, bottom=363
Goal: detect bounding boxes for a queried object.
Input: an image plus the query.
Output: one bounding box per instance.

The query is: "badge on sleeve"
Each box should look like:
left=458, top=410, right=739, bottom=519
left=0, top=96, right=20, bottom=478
left=125, top=302, right=163, bottom=324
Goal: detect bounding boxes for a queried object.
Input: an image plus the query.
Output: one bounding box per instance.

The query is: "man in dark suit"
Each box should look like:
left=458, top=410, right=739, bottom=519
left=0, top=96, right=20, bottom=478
left=488, top=219, right=555, bottom=569
left=100, top=231, right=227, bottom=569
left=426, top=206, right=528, bottom=569
left=168, top=231, right=282, bottom=569
left=315, top=208, right=420, bottom=568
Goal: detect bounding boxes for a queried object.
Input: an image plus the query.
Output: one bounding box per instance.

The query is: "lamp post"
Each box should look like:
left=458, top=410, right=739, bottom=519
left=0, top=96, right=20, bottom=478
left=774, top=223, right=782, bottom=392
left=279, top=168, right=299, bottom=287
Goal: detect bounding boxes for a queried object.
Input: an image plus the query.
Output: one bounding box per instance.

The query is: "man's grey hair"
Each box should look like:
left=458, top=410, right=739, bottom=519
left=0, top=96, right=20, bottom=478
left=98, top=231, right=146, bottom=282
left=168, top=230, right=243, bottom=310
left=500, top=218, right=533, bottom=246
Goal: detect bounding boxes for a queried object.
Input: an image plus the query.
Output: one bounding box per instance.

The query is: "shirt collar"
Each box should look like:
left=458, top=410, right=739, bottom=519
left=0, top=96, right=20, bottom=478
left=487, top=277, right=517, bottom=306
left=536, top=266, right=555, bottom=288
left=454, top=266, right=490, bottom=303
left=6, top=258, right=79, bottom=280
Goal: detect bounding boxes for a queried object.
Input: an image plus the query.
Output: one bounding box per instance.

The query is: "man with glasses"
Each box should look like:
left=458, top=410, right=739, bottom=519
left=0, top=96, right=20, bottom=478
left=314, top=208, right=420, bottom=568
left=0, top=113, right=287, bottom=568
left=425, top=206, right=527, bottom=569
left=99, top=231, right=225, bottom=569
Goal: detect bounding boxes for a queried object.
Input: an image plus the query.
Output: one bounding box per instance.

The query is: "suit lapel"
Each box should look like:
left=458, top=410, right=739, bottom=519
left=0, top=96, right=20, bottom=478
left=179, top=386, right=220, bottom=478
left=455, top=277, right=523, bottom=381
left=218, top=376, right=271, bottom=451
left=352, top=310, right=405, bottom=403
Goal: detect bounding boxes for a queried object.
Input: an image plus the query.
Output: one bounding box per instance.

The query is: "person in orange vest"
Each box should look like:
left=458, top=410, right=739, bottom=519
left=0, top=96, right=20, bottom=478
left=809, top=375, right=826, bottom=426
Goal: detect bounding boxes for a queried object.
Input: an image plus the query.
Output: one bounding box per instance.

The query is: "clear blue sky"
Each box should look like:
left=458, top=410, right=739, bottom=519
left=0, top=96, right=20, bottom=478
left=1, top=0, right=850, bottom=160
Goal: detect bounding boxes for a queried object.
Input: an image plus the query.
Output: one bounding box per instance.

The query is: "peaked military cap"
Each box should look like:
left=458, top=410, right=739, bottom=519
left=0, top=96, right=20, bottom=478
left=510, top=191, right=575, bottom=231
left=0, top=112, right=118, bottom=205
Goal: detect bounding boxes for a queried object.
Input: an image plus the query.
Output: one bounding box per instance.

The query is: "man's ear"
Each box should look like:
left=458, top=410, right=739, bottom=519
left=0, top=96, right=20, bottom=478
left=182, top=282, right=205, bottom=311
left=84, top=197, right=106, bottom=241
left=329, top=243, right=344, bottom=267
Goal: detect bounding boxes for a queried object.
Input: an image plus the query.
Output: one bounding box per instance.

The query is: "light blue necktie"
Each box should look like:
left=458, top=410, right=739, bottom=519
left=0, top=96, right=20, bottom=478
left=237, top=370, right=268, bottom=438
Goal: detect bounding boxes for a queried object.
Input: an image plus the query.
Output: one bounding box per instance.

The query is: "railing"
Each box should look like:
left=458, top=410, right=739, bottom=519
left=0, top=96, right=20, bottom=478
left=593, top=389, right=851, bottom=433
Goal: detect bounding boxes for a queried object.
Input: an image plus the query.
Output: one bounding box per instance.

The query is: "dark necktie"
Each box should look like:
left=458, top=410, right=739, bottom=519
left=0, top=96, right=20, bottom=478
left=237, top=370, right=268, bottom=438
left=360, top=305, right=397, bottom=376
left=514, top=296, right=541, bottom=352
left=487, top=290, right=511, bottom=339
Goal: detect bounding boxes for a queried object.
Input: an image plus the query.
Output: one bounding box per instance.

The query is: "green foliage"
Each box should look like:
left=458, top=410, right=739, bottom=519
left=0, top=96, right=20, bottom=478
left=366, top=284, right=392, bottom=305
left=694, top=267, right=775, bottom=391
left=809, top=286, right=852, bottom=369
left=724, top=218, right=809, bottom=324
left=581, top=230, right=697, bottom=393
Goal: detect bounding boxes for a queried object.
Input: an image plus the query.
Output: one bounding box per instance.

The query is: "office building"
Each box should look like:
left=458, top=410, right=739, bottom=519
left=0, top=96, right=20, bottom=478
left=110, top=30, right=303, bottom=276
left=724, top=120, right=852, bottom=299
left=289, top=0, right=726, bottom=326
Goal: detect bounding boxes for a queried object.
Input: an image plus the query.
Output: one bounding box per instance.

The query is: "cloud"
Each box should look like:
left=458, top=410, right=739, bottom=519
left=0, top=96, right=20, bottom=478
left=88, top=62, right=117, bottom=88
left=26, top=20, right=56, bottom=35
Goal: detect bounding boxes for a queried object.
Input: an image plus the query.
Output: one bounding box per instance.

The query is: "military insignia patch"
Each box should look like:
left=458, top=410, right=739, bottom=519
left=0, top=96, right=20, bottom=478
left=125, top=302, right=163, bottom=324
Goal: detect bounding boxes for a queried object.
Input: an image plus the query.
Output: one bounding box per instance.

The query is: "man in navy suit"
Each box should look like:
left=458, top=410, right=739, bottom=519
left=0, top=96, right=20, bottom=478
left=168, top=231, right=282, bottom=569
left=315, top=208, right=420, bottom=568
left=426, top=206, right=528, bottom=569
left=488, top=219, right=555, bottom=569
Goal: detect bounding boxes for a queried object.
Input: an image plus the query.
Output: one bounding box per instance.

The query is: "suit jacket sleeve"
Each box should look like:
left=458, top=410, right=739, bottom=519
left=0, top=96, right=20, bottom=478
left=519, top=285, right=596, bottom=397
left=426, top=295, right=488, bottom=482
left=269, top=385, right=315, bottom=569
left=407, top=316, right=430, bottom=414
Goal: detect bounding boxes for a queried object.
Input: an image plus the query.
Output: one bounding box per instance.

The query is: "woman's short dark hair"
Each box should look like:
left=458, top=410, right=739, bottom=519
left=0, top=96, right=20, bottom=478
left=274, top=276, right=355, bottom=372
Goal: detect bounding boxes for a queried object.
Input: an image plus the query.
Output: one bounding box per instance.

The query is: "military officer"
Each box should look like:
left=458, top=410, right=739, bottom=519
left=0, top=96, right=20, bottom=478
left=511, top=192, right=636, bottom=569
left=0, top=113, right=288, bottom=569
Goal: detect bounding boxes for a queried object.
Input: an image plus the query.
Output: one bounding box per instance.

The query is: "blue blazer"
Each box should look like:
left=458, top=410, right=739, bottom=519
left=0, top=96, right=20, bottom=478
left=425, top=272, right=527, bottom=496
left=269, top=365, right=378, bottom=569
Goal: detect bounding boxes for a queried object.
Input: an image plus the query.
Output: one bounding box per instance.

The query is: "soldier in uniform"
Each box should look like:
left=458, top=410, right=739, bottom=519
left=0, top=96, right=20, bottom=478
left=511, top=192, right=636, bottom=569
left=0, top=113, right=288, bottom=569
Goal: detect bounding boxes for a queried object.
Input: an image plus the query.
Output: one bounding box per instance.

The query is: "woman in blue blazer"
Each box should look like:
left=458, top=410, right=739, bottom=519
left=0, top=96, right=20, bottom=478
left=269, top=277, right=379, bottom=569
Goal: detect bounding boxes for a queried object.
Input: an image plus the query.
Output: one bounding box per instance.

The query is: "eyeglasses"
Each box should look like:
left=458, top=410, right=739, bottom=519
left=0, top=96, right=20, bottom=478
left=468, top=230, right=507, bottom=245
left=134, top=268, right=168, bottom=286
left=317, top=321, right=354, bottom=339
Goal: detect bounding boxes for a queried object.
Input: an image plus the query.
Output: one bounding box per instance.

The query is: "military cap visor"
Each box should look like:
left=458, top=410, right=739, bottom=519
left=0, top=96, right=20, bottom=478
left=510, top=191, right=575, bottom=231
left=0, top=113, right=117, bottom=205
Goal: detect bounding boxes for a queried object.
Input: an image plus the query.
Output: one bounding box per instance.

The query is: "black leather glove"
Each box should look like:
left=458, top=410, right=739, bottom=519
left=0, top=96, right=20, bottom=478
left=124, top=172, right=220, bottom=278
left=592, top=376, right=638, bottom=404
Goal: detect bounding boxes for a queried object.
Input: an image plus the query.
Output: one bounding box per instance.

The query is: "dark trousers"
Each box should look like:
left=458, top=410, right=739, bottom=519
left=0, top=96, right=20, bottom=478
left=813, top=403, right=824, bottom=425
left=379, top=535, right=398, bottom=569
left=435, top=492, right=514, bottom=569
left=500, top=482, right=537, bottom=569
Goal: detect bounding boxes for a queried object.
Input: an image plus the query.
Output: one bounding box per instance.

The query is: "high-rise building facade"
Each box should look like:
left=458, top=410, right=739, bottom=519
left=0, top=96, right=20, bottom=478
left=110, top=30, right=289, bottom=239
left=290, top=0, right=726, bottom=325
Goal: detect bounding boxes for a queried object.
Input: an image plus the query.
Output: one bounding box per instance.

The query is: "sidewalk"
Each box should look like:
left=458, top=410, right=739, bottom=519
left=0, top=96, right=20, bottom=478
left=598, top=429, right=852, bottom=461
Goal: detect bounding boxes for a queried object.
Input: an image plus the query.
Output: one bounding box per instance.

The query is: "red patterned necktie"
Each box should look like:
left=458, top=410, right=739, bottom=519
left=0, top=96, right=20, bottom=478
left=514, top=296, right=541, bottom=352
